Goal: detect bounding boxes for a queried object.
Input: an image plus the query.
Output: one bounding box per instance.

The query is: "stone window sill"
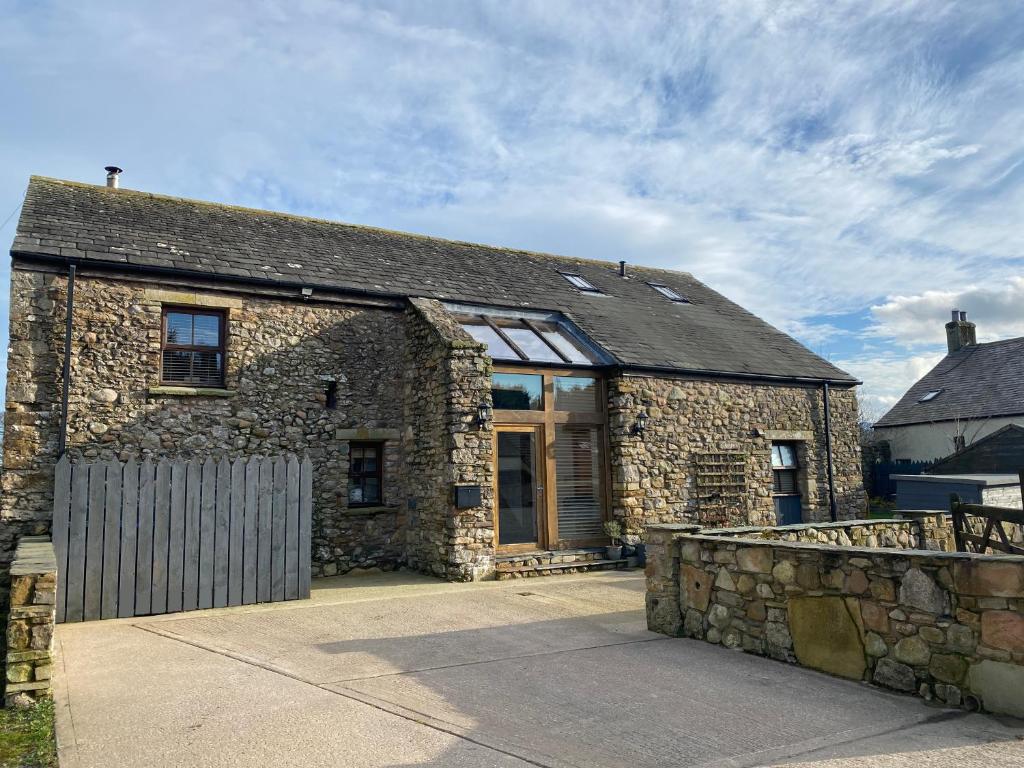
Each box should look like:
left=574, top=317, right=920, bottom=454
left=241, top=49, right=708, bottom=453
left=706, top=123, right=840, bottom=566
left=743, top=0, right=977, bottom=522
left=148, top=386, right=236, bottom=398
left=342, top=505, right=400, bottom=517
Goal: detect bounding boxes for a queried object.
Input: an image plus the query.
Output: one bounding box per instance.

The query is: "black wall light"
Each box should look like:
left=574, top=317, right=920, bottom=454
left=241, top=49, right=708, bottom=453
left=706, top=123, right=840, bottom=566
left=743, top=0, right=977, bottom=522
left=476, top=401, right=493, bottom=428
left=632, top=408, right=650, bottom=438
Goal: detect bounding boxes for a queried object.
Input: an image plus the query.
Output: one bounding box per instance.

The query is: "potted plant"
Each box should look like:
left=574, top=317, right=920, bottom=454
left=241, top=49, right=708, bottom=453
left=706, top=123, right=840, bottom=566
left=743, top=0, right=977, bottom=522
left=603, top=520, right=623, bottom=560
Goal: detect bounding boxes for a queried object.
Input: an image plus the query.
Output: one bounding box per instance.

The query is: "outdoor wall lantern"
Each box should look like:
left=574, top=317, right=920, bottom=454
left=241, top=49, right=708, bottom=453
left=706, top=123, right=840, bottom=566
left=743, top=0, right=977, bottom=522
left=476, top=401, right=493, bottom=428
left=632, top=408, right=649, bottom=438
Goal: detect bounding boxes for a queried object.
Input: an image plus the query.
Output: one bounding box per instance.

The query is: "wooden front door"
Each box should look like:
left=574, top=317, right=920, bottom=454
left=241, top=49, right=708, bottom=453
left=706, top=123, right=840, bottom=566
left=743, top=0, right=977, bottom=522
left=494, top=425, right=546, bottom=551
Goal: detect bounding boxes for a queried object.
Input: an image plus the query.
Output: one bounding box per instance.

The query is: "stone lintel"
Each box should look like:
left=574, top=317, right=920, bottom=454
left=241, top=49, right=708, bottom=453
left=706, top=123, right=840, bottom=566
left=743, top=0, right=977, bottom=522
left=336, top=428, right=400, bottom=441
left=143, top=288, right=243, bottom=308
left=757, top=429, right=812, bottom=441
left=342, top=505, right=401, bottom=516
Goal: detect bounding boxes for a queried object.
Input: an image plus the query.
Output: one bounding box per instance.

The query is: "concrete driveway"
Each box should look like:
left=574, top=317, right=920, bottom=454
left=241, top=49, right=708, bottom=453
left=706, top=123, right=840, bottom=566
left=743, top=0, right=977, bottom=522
left=54, top=570, right=1023, bottom=767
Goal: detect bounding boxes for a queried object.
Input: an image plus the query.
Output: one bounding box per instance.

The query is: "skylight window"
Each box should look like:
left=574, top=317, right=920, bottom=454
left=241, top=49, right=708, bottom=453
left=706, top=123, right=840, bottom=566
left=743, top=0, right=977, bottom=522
left=649, top=283, right=689, bottom=302
left=918, top=389, right=942, bottom=403
left=560, top=273, right=602, bottom=293
left=447, top=305, right=609, bottom=366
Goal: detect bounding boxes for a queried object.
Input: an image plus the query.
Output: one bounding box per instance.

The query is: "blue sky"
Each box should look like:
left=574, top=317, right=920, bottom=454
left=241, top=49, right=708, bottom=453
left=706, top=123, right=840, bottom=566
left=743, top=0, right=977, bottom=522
left=2, top=1, right=1024, bottom=417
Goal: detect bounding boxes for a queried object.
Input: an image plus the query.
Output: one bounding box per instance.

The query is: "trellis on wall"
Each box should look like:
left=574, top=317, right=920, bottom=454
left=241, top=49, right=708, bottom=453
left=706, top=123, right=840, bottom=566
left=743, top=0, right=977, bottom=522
left=694, top=452, right=747, bottom=525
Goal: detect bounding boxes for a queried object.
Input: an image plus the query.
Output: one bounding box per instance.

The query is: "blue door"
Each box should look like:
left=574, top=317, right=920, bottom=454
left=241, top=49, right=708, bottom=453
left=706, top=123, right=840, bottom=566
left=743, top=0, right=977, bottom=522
left=774, top=495, right=802, bottom=525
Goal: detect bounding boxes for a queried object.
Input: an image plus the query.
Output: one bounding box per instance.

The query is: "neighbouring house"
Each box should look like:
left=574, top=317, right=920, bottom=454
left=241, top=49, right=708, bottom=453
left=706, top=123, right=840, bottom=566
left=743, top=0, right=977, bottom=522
left=873, top=311, right=1024, bottom=462
left=0, top=172, right=865, bottom=594
left=926, top=424, right=1024, bottom=476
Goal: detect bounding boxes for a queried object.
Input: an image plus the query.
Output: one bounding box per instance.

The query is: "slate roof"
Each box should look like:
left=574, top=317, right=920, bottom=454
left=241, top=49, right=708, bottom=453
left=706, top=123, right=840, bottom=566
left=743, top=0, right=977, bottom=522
left=875, top=336, right=1024, bottom=427
left=11, top=176, right=856, bottom=382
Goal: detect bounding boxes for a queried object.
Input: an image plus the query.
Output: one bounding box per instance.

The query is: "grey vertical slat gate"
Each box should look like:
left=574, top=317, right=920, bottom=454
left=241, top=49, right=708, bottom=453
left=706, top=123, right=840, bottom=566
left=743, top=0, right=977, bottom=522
left=51, top=454, right=313, bottom=623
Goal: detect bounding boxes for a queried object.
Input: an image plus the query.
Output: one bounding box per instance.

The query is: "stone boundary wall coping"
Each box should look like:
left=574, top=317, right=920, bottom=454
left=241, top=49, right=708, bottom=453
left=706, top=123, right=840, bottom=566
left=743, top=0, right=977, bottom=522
left=9, top=535, right=57, bottom=575
left=5, top=535, right=57, bottom=709
left=671, top=530, right=1024, bottom=564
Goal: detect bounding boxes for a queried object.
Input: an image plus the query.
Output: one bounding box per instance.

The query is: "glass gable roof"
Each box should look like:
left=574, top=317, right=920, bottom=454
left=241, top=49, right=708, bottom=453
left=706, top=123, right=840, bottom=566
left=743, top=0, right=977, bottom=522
left=447, top=304, right=609, bottom=366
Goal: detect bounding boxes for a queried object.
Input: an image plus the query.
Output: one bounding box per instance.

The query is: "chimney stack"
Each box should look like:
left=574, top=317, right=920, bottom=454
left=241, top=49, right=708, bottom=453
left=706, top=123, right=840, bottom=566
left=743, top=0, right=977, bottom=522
left=945, top=308, right=977, bottom=354
left=104, top=166, right=123, bottom=189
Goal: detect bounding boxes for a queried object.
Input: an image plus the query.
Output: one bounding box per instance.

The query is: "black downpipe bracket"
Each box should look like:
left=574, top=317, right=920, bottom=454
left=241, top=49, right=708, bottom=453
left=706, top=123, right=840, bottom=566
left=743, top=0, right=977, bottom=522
left=823, top=381, right=838, bottom=522
left=58, top=264, right=76, bottom=458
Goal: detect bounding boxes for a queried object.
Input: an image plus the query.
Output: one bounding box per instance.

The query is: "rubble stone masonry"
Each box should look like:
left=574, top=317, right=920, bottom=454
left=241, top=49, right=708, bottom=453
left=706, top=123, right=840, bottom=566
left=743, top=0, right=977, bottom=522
left=1, top=265, right=409, bottom=591
left=608, top=375, right=865, bottom=533
left=646, top=520, right=1024, bottom=718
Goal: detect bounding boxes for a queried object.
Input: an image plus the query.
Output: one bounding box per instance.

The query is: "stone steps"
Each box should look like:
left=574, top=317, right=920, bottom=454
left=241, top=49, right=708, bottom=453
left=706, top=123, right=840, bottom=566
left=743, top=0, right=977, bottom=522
left=494, top=558, right=629, bottom=580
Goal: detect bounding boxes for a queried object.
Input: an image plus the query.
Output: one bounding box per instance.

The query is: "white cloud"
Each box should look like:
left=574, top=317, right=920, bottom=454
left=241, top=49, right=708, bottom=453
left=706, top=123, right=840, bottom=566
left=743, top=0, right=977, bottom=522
left=868, top=278, right=1024, bottom=348
left=1, top=0, right=1023, bottom=403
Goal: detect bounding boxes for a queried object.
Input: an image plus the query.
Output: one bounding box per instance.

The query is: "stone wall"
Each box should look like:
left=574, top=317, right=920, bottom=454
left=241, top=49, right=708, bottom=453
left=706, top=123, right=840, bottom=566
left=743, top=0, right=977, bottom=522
left=704, top=519, right=921, bottom=549
left=402, top=299, right=494, bottom=581
left=1, top=266, right=409, bottom=587
left=608, top=375, right=865, bottom=533
left=4, top=536, right=56, bottom=708
left=983, top=484, right=1023, bottom=509
left=646, top=521, right=1024, bottom=717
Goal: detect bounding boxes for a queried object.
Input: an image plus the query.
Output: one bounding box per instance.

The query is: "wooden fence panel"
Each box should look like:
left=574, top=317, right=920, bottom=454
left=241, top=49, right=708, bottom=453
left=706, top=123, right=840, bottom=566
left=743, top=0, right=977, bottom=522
left=101, top=460, right=122, bottom=620
left=117, top=458, right=138, bottom=618
left=285, top=456, right=300, bottom=600
left=257, top=457, right=273, bottom=603
left=242, top=457, right=259, bottom=605
left=65, top=463, right=89, bottom=623
left=167, top=461, right=187, bottom=614
left=228, top=459, right=245, bottom=606
left=135, top=459, right=155, bottom=616
left=53, top=453, right=312, bottom=622
left=214, top=457, right=231, bottom=609
left=299, top=456, right=313, bottom=599
left=151, top=460, right=171, bottom=615
left=183, top=459, right=201, bottom=612
left=52, top=456, right=72, bottom=624
left=83, top=463, right=106, bottom=621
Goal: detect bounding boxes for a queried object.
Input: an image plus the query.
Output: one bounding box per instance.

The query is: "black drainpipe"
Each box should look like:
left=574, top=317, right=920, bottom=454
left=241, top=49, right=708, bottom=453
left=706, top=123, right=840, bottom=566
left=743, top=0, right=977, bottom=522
left=823, top=381, right=838, bottom=521
left=57, top=264, right=76, bottom=458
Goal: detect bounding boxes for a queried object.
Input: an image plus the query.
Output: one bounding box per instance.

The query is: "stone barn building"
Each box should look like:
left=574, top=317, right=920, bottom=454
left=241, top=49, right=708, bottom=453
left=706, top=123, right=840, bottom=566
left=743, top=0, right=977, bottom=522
left=1, top=174, right=866, bottom=589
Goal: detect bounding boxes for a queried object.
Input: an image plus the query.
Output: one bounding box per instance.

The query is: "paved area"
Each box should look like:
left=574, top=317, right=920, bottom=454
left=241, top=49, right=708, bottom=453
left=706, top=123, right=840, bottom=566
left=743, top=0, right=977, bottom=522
left=54, top=570, right=1023, bottom=767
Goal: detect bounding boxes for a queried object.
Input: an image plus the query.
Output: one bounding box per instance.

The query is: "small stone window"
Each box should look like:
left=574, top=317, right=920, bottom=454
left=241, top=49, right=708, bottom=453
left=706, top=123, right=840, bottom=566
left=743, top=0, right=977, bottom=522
left=161, top=307, right=226, bottom=387
left=348, top=442, right=383, bottom=506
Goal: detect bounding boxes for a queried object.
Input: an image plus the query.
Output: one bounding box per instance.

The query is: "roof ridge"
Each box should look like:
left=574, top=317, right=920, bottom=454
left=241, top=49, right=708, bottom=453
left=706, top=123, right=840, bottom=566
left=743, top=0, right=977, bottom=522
left=26, top=176, right=694, bottom=278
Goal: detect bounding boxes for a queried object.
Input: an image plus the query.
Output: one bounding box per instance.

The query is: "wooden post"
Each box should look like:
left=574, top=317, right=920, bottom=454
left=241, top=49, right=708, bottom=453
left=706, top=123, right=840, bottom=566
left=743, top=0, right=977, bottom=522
left=950, top=493, right=966, bottom=553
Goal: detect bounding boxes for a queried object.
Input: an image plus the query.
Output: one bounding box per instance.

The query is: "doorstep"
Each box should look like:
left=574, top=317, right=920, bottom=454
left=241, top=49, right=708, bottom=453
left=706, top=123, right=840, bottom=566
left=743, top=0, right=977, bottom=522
left=495, top=547, right=630, bottom=580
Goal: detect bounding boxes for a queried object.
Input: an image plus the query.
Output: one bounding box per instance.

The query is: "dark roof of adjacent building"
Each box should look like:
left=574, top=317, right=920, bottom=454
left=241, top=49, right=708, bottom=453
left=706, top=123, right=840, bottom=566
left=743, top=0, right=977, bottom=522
left=11, top=176, right=856, bottom=383
left=875, top=336, right=1024, bottom=427
left=926, top=424, right=1024, bottom=475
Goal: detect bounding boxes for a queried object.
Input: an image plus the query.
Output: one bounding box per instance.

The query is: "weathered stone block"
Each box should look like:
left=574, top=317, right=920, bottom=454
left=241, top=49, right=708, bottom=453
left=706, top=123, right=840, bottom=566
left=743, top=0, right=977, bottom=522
left=899, top=568, right=948, bottom=615
left=681, top=564, right=712, bottom=612
left=980, top=610, right=1024, bottom=653
left=873, top=658, right=916, bottom=691
left=860, top=600, right=890, bottom=634
left=736, top=547, right=773, bottom=574
left=788, top=596, right=866, bottom=680
left=929, top=653, right=968, bottom=684
left=954, top=561, right=1024, bottom=598
left=894, top=635, right=931, bottom=666
left=968, top=660, right=1024, bottom=717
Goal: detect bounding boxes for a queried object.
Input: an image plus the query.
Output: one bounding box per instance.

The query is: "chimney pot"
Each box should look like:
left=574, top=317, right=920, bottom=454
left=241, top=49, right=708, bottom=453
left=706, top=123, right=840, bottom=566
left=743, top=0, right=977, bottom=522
left=104, top=166, right=123, bottom=189
left=618, top=260, right=626, bottom=277
left=960, top=311, right=967, bottom=322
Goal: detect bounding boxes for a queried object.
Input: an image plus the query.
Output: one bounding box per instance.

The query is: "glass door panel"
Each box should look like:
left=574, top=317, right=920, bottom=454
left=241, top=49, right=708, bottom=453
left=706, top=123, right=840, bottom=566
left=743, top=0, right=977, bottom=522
left=496, top=428, right=542, bottom=546
left=555, top=424, right=604, bottom=540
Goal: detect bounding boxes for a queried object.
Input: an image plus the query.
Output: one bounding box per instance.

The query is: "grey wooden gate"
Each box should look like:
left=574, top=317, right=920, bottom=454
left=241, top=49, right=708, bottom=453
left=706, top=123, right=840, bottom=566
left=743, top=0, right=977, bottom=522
left=52, top=454, right=313, bottom=623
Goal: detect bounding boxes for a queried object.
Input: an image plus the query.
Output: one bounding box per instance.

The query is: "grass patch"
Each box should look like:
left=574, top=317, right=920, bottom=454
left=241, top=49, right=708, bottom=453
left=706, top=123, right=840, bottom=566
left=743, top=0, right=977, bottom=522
left=0, top=699, right=57, bottom=768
